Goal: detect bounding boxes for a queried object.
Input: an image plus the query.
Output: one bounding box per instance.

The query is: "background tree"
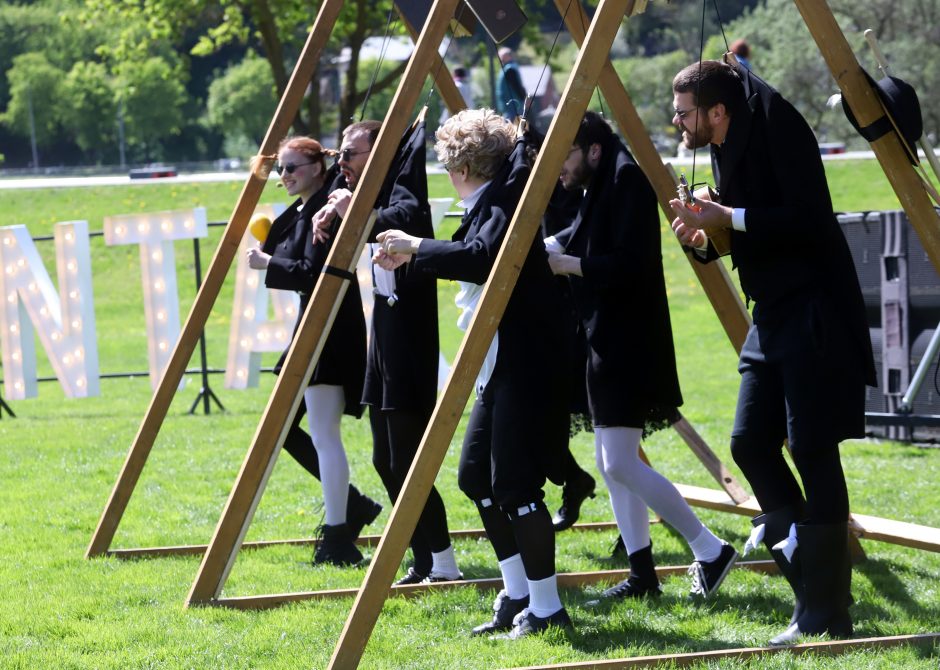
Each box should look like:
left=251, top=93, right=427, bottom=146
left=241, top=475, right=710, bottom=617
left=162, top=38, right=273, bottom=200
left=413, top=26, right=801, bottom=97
left=1, top=53, right=65, bottom=164
left=59, top=61, right=117, bottom=163
left=205, top=52, right=278, bottom=158
left=114, top=57, right=188, bottom=162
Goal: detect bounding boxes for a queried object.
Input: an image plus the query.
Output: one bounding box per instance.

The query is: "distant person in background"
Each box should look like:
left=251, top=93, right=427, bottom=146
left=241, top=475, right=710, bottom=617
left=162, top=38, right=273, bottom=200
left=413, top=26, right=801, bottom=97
left=497, top=48, right=527, bottom=121
left=440, top=66, right=475, bottom=125
left=730, top=39, right=753, bottom=71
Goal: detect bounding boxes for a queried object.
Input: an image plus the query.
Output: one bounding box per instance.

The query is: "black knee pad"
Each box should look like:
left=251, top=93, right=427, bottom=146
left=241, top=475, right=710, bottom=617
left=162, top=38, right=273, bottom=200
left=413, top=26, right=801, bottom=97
left=503, top=499, right=549, bottom=521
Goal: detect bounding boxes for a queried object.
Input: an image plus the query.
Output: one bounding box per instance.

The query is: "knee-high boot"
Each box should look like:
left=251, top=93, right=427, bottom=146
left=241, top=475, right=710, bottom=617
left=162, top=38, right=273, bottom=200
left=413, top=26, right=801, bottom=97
left=769, top=522, right=852, bottom=645
left=751, top=505, right=804, bottom=625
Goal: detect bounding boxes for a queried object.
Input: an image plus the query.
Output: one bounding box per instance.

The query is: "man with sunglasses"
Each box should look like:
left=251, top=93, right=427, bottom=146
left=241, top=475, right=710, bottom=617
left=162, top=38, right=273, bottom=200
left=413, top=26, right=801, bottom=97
left=669, top=59, right=875, bottom=645
left=311, top=120, right=462, bottom=585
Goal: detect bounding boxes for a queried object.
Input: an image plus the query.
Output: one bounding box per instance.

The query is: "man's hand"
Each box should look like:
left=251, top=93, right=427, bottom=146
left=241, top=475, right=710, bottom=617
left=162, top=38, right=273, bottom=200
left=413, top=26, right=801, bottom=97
left=327, top=188, right=353, bottom=219
left=310, top=204, right=337, bottom=244
left=670, top=217, right=708, bottom=249
left=372, top=247, right=410, bottom=271
left=377, top=229, right=422, bottom=256
left=547, top=251, right=582, bottom=277
left=246, top=247, right=271, bottom=270
left=668, top=197, right=732, bottom=231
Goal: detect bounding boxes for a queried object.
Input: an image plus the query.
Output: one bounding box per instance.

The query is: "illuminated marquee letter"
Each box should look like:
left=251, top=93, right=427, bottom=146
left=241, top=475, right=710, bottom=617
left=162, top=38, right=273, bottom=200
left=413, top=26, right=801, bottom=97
left=225, top=204, right=301, bottom=389
left=0, top=221, right=99, bottom=399
left=103, top=208, right=208, bottom=389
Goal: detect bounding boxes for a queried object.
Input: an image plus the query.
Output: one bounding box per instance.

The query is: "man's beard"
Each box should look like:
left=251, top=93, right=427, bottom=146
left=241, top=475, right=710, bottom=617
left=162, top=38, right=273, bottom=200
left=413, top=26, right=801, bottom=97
left=562, top=155, right=594, bottom=191
left=681, top=117, right=713, bottom=150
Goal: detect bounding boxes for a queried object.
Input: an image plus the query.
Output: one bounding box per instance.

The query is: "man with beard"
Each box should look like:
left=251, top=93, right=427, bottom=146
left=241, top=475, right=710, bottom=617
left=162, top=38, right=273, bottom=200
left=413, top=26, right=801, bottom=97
left=546, top=111, right=738, bottom=601
left=312, top=120, right=461, bottom=584
left=669, top=60, right=875, bottom=644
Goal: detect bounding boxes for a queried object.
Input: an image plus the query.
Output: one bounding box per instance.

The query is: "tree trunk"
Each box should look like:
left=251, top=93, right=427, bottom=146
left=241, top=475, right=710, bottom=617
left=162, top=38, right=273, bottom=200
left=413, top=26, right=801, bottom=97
left=251, top=0, right=308, bottom=135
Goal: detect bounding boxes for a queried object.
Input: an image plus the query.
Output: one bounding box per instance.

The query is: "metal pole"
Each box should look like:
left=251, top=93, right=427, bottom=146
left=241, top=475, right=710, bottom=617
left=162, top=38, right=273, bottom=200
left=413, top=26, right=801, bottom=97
left=899, top=321, right=940, bottom=412
left=188, top=237, right=224, bottom=415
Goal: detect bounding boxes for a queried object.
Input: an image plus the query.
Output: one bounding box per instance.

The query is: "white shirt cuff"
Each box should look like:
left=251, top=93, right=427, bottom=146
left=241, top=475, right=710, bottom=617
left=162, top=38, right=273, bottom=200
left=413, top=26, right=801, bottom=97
left=543, top=235, right=564, bottom=254
left=732, top=208, right=747, bottom=232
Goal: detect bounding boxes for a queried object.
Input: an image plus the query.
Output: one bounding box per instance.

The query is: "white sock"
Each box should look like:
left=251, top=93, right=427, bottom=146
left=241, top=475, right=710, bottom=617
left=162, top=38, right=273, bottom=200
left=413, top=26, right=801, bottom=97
left=498, top=554, right=528, bottom=600
left=688, top=524, right=723, bottom=562
left=304, top=385, right=348, bottom=526
left=430, top=545, right=460, bottom=579
left=527, top=574, right=563, bottom=619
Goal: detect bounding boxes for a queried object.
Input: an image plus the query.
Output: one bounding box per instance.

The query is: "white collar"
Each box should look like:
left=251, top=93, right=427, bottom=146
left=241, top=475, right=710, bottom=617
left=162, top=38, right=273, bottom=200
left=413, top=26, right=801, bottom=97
left=456, top=181, right=491, bottom=214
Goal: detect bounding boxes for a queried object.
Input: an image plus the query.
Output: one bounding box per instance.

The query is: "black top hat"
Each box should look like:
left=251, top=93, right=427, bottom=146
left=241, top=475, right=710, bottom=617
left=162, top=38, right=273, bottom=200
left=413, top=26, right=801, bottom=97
left=842, top=70, right=923, bottom=164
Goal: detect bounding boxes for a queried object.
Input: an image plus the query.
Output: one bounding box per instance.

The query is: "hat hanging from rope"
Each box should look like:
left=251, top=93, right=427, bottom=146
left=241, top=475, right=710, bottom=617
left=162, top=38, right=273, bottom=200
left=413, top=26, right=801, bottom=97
left=840, top=70, right=923, bottom=165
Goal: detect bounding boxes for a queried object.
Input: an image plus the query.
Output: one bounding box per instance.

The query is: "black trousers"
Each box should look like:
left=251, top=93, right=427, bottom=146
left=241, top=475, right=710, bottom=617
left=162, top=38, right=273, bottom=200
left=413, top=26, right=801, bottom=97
left=729, top=302, right=861, bottom=524
left=370, top=406, right=450, bottom=574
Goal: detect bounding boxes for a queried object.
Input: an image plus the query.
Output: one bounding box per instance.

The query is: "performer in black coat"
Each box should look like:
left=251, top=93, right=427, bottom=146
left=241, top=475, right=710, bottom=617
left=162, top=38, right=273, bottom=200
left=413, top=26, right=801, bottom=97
left=375, top=109, right=572, bottom=638
left=312, top=118, right=460, bottom=584
left=547, top=112, right=738, bottom=600
left=247, top=136, right=367, bottom=567
left=669, top=60, right=876, bottom=644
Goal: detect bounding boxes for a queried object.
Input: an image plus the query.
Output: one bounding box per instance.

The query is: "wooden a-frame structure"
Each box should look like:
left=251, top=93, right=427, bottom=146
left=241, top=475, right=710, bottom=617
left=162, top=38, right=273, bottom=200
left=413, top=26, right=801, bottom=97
left=85, top=0, right=940, bottom=666
left=85, top=0, right=751, bottom=566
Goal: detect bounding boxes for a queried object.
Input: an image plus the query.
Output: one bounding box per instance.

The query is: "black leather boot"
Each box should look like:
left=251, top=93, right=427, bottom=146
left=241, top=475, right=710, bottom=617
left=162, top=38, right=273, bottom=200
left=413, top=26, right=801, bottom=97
left=312, top=523, right=364, bottom=567
left=345, top=485, right=382, bottom=541
left=769, top=522, right=853, bottom=645
left=752, top=504, right=804, bottom=625
left=552, top=470, right=596, bottom=532
left=471, top=590, right=529, bottom=636
left=600, top=543, right=661, bottom=599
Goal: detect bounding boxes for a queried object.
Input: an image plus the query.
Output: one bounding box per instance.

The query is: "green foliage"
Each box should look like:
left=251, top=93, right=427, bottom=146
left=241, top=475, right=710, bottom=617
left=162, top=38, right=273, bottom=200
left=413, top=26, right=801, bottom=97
left=205, top=52, right=277, bottom=152
left=613, top=49, right=691, bottom=150
left=1, top=52, right=65, bottom=146
left=115, top=57, right=188, bottom=159
left=60, top=61, right=118, bottom=156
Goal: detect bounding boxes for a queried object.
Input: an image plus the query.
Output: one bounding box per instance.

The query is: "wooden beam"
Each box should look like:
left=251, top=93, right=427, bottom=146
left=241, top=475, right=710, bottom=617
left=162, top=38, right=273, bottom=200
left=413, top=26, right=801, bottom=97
left=502, top=633, right=940, bottom=670
left=204, top=561, right=779, bottom=611
left=85, top=0, right=347, bottom=560
left=326, top=2, right=636, bottom=668
left=398, top=8, right=467, bottom=115
left=794, top=1, right=940, bottom=274
left=672, top=414, right=750, bottom=504
left=184, top=0, right=463, bottom=607
left=556, top=0, right=750, bottom=353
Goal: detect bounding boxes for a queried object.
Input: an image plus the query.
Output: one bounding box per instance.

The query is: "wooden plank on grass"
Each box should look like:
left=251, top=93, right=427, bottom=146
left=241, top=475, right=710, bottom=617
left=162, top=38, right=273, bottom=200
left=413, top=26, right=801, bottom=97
left=206, top=561, right=778, bottom=610
left=501, top=632, right=940, bottom=669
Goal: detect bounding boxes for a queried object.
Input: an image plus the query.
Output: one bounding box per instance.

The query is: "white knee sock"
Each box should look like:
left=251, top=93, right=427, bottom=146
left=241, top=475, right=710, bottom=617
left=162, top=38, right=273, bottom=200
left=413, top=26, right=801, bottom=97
left=305, top=385, right=348, bottom=526
left=498, top=554, right=529, bottom=600
left=687, top=524, right=723, bottom=562
left=527, top=574, right=563, bottom=619
left=431, top=545, right=461, bottom=579
left=596, top=432, right=651, bottom=554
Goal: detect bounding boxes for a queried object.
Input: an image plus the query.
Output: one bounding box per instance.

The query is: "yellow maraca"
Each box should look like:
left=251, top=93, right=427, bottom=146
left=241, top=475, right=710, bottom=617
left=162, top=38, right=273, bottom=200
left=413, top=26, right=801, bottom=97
left=249, top=214, right=272, bottom=243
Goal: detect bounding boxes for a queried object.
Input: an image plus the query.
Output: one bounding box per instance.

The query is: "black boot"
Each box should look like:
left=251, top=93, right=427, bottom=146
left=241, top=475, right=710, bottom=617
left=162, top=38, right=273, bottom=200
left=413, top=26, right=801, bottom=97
left=752, top=505, right=804, bottom=625
left=471, top=590, right=529, bottom=636
left=601, top=543, right=661, bottom=599
left=345, top=486, right=382, bottom=541
left=552, top=470, right=596, bottom=532
left=313, top=523, right=364, bottom=567
left=769, top=522, right=853, bottom=645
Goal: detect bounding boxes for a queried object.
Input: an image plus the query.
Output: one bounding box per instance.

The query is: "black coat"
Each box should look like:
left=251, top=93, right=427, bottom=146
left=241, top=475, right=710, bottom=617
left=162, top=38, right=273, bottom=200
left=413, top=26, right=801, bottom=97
left=698, top=64, right=876, bottom=439
left=411, top=139, right=569, bottom=485
left=263, top=169, right=366, bottom=418
left=555, top=138, right=682, bottom=432
left=360, top=122, right=440, bottom=414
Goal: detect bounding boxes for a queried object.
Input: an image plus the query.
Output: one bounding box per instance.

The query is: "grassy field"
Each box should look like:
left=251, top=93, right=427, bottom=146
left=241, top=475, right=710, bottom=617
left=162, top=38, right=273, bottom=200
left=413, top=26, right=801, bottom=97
left=0, top=159, right=938, bottom=669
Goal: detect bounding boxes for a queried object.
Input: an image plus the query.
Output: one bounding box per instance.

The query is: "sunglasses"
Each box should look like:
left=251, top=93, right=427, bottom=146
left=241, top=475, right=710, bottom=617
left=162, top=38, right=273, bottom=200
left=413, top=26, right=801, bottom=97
left=274, top=161, right=317, bottom=175
left=339, top=148, right=370, bottom=162
left=673, top=107, right=697, bottom=120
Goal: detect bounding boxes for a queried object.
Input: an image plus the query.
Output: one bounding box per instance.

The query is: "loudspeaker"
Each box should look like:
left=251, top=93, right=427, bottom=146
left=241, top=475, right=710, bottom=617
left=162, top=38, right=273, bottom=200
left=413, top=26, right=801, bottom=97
left=837, top=212, right=882, bottom=325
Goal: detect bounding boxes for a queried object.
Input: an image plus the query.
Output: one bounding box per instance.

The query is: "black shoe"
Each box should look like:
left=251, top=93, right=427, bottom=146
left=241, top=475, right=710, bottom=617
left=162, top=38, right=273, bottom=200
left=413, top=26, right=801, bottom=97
left=600, top=576, right=662, bottom=600
left=688, top=542, right=738, bottom=598
left=346, top=489, right=382, bottom=541
left=312, top=523, right=363, bottom=567
left=505, top=607, right=573, bottom=639
left=421, top=571, right=463, bottom=584
left=393, top=567, right=427, bottom=586
left=552, top=470, right=596, bottom=531
left=769, top=522, right=853, bottom=646
left=470, top=590, right=529, bottom=636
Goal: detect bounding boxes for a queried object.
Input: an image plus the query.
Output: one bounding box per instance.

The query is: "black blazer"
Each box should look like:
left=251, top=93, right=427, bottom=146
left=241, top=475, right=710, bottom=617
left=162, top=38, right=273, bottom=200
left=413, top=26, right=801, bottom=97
left=262, top=168, right=366, bottom=418
left=695, top=65, right=876, bottom=439
left=411, top=139, right=569, bottom=481
left=555, top=137, right=682, bottom=426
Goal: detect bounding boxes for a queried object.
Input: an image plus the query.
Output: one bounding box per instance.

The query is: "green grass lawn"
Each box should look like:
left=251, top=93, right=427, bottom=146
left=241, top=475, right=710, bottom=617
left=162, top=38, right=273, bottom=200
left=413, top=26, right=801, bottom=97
left=0, top=160, right=939, bottom=669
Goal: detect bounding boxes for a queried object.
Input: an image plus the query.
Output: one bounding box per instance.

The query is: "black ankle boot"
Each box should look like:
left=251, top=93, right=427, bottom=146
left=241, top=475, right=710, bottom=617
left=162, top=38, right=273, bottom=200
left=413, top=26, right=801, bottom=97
left=313, top=523, right=364, bottom=567
left=752, top=505, right=804, bottom=624
left=602, top=542, right=661, bottom=599
left=552, top=470, right=596, bottom=532
left=345, top=486, right=382, bottom=541
left=769, top=522, right=853, bottom=645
